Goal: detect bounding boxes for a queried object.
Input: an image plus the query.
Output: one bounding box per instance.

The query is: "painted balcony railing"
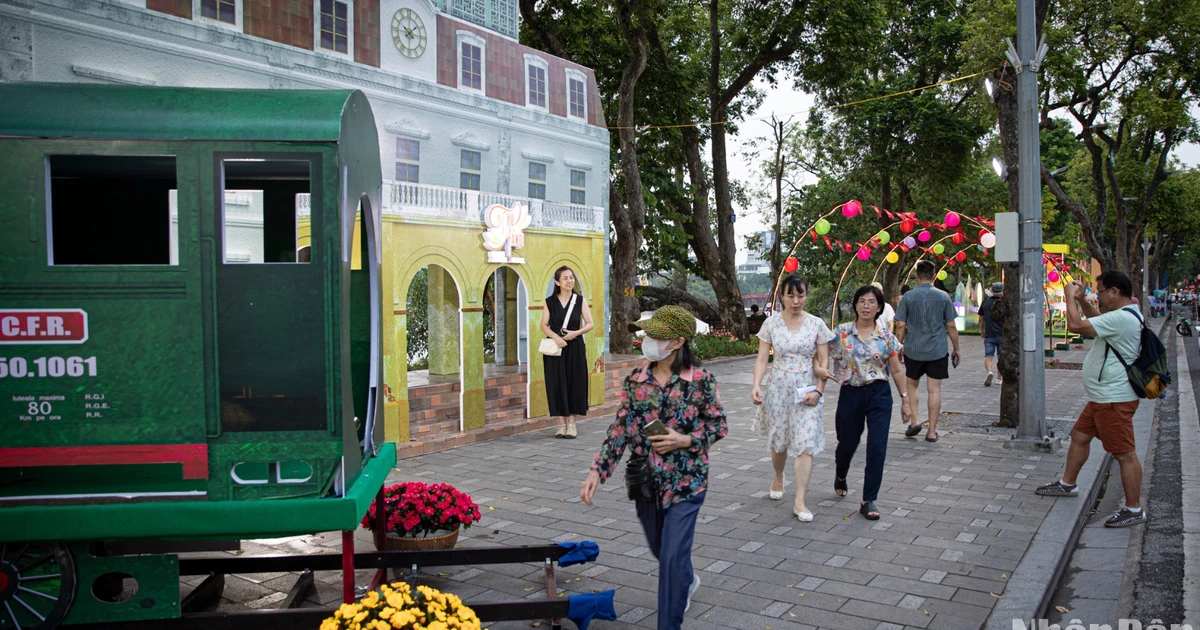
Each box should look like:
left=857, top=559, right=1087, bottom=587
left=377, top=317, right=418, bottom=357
left=380, top=181, right=605, bottom=232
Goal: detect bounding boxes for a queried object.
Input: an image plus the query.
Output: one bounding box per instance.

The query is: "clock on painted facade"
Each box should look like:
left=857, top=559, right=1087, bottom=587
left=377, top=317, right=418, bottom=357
left=391, top=8, right=427, bottom=59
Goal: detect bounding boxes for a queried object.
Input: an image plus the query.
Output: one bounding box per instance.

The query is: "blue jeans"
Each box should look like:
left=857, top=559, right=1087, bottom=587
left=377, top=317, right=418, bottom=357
left=635, top=492, right=705, bottom=630
left=834, top=381, right=892, bottom=502
left=984, top=336, right=1002, bottom=358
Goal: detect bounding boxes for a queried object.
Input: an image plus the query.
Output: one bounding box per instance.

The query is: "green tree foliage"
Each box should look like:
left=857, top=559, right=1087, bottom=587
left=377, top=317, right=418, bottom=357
left=406, top=268, right=428, bottom=365
left=793, top=0, right=989, bottom=304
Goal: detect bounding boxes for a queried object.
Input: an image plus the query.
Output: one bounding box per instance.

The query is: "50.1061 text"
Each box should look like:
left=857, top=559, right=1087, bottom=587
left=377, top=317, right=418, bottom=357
left=0, top=357, right=97, bottom=378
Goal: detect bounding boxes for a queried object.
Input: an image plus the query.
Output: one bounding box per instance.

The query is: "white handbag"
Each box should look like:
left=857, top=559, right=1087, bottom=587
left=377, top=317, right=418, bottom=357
left=539, top=295, right=577, bottom=356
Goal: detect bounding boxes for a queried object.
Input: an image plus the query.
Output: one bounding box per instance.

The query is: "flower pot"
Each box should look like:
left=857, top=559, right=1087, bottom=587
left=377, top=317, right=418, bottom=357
left=1044, top=349, right=1055, bottom=358
left=378, top=527, right=460, bottom=552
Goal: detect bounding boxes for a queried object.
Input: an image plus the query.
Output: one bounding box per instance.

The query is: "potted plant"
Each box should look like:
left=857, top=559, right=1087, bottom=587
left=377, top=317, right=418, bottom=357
left=322, top=581, right=480, bottom=629
left=361, top=481, right=482, bottom=551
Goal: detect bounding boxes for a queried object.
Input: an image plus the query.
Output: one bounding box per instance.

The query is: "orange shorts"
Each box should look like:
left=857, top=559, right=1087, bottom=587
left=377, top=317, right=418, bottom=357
left=1072, top=401, right=1138, bottom=454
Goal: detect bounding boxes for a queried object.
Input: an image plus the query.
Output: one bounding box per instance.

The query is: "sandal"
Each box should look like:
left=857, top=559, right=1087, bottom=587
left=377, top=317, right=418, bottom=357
left=834, top=477, right=848, bottom=497
left=860, top=500, right=880, bottom=520
left=924, top=434, right=938, bottom=443
left=905, top=424, right=922, bottom=438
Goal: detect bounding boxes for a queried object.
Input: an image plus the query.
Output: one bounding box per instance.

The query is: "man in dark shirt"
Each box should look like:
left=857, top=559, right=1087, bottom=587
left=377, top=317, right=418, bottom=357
left=747, top=304, right=767, bottom=335
left=979, top=282, right=1004, bottom=387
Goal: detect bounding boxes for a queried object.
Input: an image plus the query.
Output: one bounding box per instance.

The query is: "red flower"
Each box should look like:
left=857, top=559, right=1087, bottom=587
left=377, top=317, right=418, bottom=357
left=360, top=481, right=482, bottom=538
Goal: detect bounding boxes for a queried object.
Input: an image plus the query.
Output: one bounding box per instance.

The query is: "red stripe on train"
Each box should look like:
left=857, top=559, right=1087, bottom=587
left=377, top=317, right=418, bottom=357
left=0, top=443, right=209, bottom=479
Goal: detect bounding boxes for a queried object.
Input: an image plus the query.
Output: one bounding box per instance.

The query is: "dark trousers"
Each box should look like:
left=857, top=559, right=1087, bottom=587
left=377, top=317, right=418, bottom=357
left=834, top=381, right=893, bottom=502
left=635, top=492, right=705, bottom=630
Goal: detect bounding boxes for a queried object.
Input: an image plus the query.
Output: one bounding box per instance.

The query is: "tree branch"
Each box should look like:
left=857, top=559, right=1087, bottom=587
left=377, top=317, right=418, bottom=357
left=517, top=0, right=569, bottom=59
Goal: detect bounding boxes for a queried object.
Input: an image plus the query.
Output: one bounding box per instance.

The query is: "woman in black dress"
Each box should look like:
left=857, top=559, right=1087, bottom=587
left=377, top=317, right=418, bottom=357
left=541, top=266, right=593, bottom=438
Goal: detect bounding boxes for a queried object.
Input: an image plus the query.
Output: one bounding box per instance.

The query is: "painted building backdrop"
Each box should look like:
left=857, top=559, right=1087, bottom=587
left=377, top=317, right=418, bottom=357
left=1, top=0, right=612, bottom=442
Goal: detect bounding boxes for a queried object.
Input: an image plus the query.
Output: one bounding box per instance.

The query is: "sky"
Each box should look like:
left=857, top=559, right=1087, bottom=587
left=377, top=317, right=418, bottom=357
left=724, top=82, right=1200, bottom=265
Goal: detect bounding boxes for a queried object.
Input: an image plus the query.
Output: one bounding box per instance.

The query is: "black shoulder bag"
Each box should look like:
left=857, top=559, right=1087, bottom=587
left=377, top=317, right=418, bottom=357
left=624, top=378, right=688, bottom=502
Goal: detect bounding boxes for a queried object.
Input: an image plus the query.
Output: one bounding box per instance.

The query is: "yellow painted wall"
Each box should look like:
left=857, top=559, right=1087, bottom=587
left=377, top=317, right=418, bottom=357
left=381, top=215, right=607, bottom=443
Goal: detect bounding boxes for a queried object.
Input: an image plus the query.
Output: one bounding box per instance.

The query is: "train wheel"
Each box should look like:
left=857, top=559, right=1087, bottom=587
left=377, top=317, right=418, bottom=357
left=0, top=544, right=75, bottom=630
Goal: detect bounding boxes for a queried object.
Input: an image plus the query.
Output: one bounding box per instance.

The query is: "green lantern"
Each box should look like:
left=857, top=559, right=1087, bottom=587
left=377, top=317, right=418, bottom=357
left=876, top=230, right=890, bottom=245
left=815, top=219, right=831, bottom=235
left=933, top=243, right=945, bottom=255
left=937, top=270, right=948, bottom=281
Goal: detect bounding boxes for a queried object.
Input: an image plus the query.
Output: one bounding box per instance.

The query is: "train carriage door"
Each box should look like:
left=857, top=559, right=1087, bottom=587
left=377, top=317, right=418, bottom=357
left=214, top=156, right=328, bottom=433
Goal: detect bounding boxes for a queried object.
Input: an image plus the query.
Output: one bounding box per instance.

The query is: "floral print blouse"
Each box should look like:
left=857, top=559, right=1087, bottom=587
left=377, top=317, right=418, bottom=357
left=591, top=363, right=728, bottom=510
left=829, top=322, right=903, bottom=387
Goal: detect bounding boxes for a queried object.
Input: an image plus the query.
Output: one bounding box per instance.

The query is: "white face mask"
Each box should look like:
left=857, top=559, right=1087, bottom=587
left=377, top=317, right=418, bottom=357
left=641, top=337, right=676, bottom=362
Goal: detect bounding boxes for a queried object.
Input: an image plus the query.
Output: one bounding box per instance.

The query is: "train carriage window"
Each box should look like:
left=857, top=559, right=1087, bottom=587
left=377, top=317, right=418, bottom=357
left=47, top=155, right=179, bottom=265
left=217, top=157, right=325, bottom=432
left=221, top=159, right=311, bottom=264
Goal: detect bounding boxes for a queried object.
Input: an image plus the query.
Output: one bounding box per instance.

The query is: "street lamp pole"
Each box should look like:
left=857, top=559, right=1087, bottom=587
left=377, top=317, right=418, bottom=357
left=1013, top=0, right=1048, bottom=443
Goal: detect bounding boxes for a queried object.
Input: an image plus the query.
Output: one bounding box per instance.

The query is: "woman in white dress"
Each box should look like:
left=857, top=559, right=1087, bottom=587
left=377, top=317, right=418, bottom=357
left=751, top=276, right=834, bottom=521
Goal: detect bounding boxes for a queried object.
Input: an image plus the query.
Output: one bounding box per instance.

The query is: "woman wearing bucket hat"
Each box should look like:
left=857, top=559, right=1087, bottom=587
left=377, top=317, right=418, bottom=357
left=581, top=306, right=728, bottom=630
left=751, top=275, right=835, bottom=521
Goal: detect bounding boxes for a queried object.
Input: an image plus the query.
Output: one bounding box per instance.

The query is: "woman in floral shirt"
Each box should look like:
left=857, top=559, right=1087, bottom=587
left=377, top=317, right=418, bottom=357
left=824, top=285, right=911, bottom=520
left=581, top=306, right=727, bottom=630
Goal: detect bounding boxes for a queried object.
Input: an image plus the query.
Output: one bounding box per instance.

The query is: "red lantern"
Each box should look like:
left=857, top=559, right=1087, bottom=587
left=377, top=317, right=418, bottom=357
left=956, top=251, right=966, bottom=262
left=979, top=229, right=989, bottom=241
left=952, top=232, right=964, bottom=245
left=900, top=220, right=915, bottom=233
left=784, top=256, right=799, bottom=273
left=949, top=260, right=956, bottom=267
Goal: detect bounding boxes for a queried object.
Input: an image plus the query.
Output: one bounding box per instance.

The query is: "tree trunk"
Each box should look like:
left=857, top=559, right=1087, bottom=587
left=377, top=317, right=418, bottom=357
left=993, top=69, right=1022, bottom=429
left=637, top=285, right=720, bottom=323
left=772, top=119, right=785, bottom=284
left=703, top=0, right=748, bottom=339
left=606, top=0, right=650, bottom=354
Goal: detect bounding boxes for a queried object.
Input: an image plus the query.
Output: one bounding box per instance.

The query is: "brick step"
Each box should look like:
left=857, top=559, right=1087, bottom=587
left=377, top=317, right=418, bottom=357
left=409, top=404, right=459, bottom=427
left=408, top=381, right=461, bottom=397
left=485, top=373, right=528, bottom=388
left=486, top=394, right=527, bottom=411
left=410, top=416, right=460, bottom=438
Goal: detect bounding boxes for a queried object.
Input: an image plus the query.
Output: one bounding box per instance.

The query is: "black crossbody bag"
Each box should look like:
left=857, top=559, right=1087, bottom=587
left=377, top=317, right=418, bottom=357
left=624, top=378, right=690, bottom=502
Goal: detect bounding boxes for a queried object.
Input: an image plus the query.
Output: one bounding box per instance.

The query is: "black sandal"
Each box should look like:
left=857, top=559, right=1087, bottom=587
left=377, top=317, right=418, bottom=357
left=834, top=477, right=848, bottom=497
left=860, top=501, right=880, bottom=520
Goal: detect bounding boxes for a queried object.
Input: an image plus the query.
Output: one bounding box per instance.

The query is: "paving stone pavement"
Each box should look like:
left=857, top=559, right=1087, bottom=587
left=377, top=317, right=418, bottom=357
left=194, top=336, right=1108, bottom=629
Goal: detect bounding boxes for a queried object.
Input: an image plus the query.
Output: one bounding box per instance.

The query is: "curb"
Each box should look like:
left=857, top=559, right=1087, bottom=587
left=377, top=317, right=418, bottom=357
left=985, top=399, right=1154, bottom=629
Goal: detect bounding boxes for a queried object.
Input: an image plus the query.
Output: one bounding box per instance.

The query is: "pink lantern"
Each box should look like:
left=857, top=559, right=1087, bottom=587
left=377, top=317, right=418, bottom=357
left=944, top=211, right=960, bottom=228
left=903, top=236, right=917, bottom=248
left=843, top=199, right=862, bottom=218
left=1047, top=270, right=1060, bottom=283
left=917, top=230, right=932, bottom=243
left=856, top=247, right=871, bottom=261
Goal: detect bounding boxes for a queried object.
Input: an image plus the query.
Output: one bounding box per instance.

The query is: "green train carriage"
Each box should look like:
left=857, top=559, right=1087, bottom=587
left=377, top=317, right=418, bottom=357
left=0, top=84, right=395, bottom=628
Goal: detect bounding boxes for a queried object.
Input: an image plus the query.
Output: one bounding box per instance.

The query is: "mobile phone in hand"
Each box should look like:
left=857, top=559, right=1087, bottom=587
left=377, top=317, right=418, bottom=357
left=951, top=354, right=960, bottom=369
left=643, top=419, right=669, bottom=436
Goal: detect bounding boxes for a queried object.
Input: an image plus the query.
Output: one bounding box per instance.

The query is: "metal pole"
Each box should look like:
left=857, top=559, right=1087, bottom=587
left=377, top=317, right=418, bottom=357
left=1016, top=0, right=1047, bottom=442
left=1142, top=234, right=1151, bottom=320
